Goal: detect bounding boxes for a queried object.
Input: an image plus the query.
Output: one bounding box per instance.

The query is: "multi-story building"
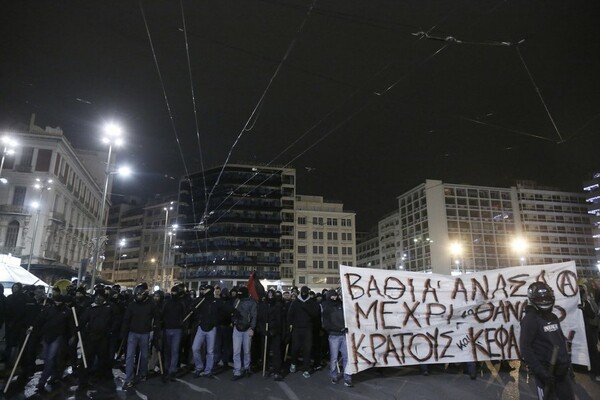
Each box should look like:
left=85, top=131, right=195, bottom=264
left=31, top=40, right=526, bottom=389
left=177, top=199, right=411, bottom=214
left=102, top=195, right=180, bottom=289
left=356, top=230, right=379, bottom=268
left=358, top=179, right=596, bottom=277
left=583, top=172, right=600, bottom=272
left=294, top=195, right=356, bottom=290
left=0, top=116, right=108, bottom=280
left=378, top=211, right=399, bottom=270
left=177, top=164, right=295, bottom=290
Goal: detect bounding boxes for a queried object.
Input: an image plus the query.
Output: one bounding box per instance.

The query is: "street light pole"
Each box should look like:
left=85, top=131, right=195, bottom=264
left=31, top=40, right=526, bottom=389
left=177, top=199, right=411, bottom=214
left=90, top=123, right=124, bottom=290
left=27, top=178, right=53, bottom=271
left=159, top=202, right=174, bottom=290
left=116, top=238, right=126, bottom=283
left=27, top=203, right=41, bottom=272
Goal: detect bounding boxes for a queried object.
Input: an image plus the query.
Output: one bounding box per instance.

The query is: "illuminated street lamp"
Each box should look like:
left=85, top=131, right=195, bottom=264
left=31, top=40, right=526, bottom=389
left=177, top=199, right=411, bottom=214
left=115, top=238, right=126, bottom=283
left=157, top=202, right=175, bottom=289
left=511, top=236, right=529, bottom=266
left=0, top=135, right=17, bottom=184
left=90, top=122, right=127, bottom=290
left=450, top=241, right=464, bottom=273
left=26, top=178, right=53, bottom=271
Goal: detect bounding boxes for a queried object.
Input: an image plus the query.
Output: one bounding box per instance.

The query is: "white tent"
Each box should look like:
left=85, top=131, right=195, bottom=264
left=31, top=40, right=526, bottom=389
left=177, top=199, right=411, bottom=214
left=0, top=253, right=49, bottom=296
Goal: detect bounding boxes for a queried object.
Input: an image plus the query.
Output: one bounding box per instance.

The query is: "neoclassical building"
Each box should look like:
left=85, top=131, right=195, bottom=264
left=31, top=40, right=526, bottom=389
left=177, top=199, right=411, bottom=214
left=0, top=116, right=110, bottom=282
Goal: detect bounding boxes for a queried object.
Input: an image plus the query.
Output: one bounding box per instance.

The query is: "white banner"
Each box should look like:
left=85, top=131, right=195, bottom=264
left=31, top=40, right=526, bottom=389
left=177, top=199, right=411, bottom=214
left=339, top=262, right=589, bottom=374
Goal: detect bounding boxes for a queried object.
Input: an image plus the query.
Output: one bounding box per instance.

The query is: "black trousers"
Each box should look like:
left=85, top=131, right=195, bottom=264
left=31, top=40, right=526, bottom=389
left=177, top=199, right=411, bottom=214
left=290, top=327, right=312, bottom=372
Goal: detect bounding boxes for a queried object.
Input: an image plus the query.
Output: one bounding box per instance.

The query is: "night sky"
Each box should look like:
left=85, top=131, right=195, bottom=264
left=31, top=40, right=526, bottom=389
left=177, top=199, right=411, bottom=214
left=2, top=0, right=599, bottom=230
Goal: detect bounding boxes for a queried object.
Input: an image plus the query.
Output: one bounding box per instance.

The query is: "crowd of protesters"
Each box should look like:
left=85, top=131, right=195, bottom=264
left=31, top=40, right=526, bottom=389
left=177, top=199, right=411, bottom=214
left=0, top=280, right=356, bottom=394
left=0, top=277, right=599, bottom=397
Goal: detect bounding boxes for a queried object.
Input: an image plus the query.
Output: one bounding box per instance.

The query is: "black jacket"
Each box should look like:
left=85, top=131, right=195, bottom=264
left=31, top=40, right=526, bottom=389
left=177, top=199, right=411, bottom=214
left=287, top=296, right=320, bottom=329
left=519, top=305, right=571, bottom=379
left=121, top=299, right=158, bottom=335
left=34, top=304, right=75, bottom=343
left=161, top=297, right=187, bottom=330
left=321, top=299, right=346, bottom=335
left=80, top=302, right=118, bottom=339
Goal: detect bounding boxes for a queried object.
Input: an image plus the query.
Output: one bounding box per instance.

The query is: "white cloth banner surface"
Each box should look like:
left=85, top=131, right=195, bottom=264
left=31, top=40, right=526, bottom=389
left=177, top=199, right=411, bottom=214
left=339, top=262, right=589, bottom=374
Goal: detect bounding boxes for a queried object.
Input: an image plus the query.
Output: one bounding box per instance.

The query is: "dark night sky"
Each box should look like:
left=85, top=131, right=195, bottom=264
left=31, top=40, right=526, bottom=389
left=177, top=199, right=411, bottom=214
left=1, top=0, right=599, bottom=230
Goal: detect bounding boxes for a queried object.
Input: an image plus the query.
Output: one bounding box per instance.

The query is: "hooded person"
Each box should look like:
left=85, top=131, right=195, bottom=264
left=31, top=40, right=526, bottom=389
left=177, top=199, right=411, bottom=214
left=321, top=289, right=352, bottom=387
left=287, top=286, right=320, bottom=378
left=161, top=284, right=187, bottom=380
left=191, top=285, right=232, bottom=378
left=231, top=286, right=257, bottom=380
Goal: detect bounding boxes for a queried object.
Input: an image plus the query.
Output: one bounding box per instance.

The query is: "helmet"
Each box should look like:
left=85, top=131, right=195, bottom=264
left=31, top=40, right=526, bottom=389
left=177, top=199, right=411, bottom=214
left=171, top=284, right=184, bottom=298
left=527, top=282, right=555, bottom=311
left=134, top=283, right=149, bottom=302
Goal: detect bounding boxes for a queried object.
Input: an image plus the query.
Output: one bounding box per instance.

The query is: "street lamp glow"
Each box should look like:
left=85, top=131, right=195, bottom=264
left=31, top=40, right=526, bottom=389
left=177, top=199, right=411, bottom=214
left=449, top=242, right=463, bottom=256
left=117, top=165, right=132, bottom=176
left=31, top=201, right=40, bottom=209
left=104, top=123, right=123, bottom=137
left=511, top=237, right=528, bottom=253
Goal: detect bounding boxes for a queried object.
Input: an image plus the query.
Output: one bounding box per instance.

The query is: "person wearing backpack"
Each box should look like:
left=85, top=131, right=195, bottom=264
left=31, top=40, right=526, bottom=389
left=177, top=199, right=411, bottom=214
left=231, top=286, right=257, bottom=380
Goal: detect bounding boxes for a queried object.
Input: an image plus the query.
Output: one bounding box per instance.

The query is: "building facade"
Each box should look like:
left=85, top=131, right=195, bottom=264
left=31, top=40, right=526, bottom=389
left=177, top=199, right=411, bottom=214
left=177, top=164, right=296, bottom=290
left=0, top=117, right=108, bottom=282
left=358, top=179, right=597, bottom=277
left=294, top=195, right=356, bottom=290
left=583, top=172, right=600, bottom=272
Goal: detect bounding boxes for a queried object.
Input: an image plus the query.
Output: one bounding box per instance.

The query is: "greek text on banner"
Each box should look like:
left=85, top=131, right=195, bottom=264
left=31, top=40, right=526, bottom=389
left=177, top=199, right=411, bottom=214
left=339, top=261, right=589, bottom=374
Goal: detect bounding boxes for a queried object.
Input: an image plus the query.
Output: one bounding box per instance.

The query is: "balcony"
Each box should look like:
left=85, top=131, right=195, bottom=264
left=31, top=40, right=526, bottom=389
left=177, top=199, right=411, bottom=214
left=0, top=246, right=23, bottom=256
left=0, top=204, right=28, bottom=215
left=14, top=164, right=33, bottom=173
left=178, top=268, right=280, bottom=280
left=50, top=212, right=66, bottom=223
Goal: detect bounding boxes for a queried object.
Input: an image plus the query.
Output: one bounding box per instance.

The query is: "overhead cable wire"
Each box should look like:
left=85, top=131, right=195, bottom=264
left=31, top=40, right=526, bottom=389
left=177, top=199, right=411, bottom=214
left=515, top=45, right=565, bottom=143
left=180, top=0, right=209, bottom=264
left=203, top=0, right=319, bottom=220
left=457, top=115, right=556, bottom=142
left=139, top=1, right=195, bottom=189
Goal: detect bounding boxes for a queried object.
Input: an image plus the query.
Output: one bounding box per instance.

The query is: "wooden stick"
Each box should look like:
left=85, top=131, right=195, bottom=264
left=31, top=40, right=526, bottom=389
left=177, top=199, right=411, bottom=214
left=284, top=325, right=293, bottom=361
left=3, top=327, right=33, bottom=394
left=262, top=323, right=269, bottom=377
left=182, top=297, right=205, bottom=323
left=71, top=306, right=88, bottom=368
left=158, top=350, right=164, bottom=375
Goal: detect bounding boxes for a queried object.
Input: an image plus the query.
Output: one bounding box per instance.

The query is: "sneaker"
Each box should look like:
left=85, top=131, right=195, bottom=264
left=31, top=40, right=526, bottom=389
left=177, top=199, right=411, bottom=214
left=122, top=381, right=134, bottom=390
left=302, top=371, right=310, bottom=379
left=289, top=364, right=296, bottom=373
left=139, top=375, right=147, bottom=382
left=273, top=374, right=283, bottom=381
left=193, top=370, right=203, bottom=378
left=594, top=375, right=600, bottom=382
left=244, top=369, right=252, bottom=378
left=331, top=377, right=338, bottom=384
left=202, top=372, right=215, bottom=379
left=344, top=380, right=354, bottom=387
left=168, top=372, right=177, bottom=382
left=231, top=374, right=243, bottom=381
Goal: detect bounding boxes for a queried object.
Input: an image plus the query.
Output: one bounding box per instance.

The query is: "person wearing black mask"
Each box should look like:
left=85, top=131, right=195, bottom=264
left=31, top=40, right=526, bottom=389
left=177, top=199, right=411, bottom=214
left=287, top=286, right=320, bottom=378
left=121, top=283, right=159, bottom=390
left=322, top=289, right=352, bottom=387
left=33, top=295, right=75, bottom=393
left=162, top=284, right=187, bottom=380
left=520, top=282, right=574, bottom=400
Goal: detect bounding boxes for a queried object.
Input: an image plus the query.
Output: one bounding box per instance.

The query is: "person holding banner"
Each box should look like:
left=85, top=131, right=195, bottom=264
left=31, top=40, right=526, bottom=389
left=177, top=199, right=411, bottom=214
left=520, top=282, right=574, bottom=400
left=321, top=289, right=353, bottom=387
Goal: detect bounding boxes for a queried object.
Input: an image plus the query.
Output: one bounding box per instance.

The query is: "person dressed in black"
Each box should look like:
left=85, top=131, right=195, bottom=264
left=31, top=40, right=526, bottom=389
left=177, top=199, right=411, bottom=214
left=520, top=282, right=574, bottom=400
left=4, top=282, right=28, bottom=365
left=161, top=284, right=187, bottom=380
left=33, top=295, right=76, bottom=393
left=121, top=283, right=159, bottom=390
left=78, top=286, right=118, bottom=390
left=267, top=290, right=286, bottom=381
left=287, top=286, right=320, bottom=378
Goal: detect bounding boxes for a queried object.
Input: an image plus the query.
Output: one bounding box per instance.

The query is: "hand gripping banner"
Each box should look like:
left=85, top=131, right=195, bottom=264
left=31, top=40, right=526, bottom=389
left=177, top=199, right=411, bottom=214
left=339, top=262, right=589, bottom=374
